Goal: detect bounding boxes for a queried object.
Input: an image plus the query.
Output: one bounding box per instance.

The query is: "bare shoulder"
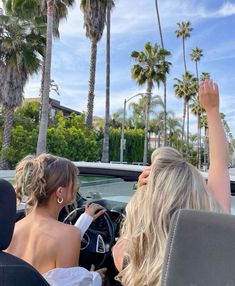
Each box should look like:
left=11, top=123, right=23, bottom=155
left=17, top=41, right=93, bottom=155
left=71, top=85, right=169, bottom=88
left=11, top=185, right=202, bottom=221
left=53, top=221, right=81, bottom=246
left=53, top=222, right=81, bottom=267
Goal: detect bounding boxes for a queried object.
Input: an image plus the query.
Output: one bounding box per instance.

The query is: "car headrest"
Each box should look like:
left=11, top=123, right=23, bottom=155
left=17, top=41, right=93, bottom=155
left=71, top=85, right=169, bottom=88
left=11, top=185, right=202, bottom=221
left=0, top=179, right=16, bottom=251
left=161, top=209, right=235, bottom=286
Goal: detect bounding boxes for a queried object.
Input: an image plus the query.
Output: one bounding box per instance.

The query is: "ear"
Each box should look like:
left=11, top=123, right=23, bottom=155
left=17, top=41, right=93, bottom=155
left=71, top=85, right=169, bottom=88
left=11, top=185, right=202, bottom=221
left=55, top=186, right=65, bottom=198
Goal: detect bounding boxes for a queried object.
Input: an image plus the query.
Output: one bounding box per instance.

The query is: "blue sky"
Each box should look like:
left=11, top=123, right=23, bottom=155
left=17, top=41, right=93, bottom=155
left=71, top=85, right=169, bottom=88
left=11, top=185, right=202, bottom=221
left=2, top=0, right=235, bottom=136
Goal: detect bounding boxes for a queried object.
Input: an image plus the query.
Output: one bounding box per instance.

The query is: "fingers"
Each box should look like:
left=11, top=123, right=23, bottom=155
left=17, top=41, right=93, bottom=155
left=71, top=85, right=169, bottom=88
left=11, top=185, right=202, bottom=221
left=213, top=82, right=219, bottom=95
left=85, top=203, right=106, bottom=219
left=138, top=167, right=151, bottom=187
left=90, top=264, right=95, bottom=271
left=86, top=203, right=104, bottom=211
left=199, top=81, right=204, bottom=95
left=199, top=78, right=219, bottom=112
left=201, top=79, right=219, bottom=96
left=93, top=208, right=106, bottom=220
left=204, top=79, right=214, bottom=93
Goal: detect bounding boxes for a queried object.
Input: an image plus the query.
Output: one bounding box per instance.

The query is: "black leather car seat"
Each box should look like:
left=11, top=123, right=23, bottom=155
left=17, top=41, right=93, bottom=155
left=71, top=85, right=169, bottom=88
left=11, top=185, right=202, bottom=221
left=161, top=209, right=235, bottom=286
left=0, top=179, right=49, bottom=286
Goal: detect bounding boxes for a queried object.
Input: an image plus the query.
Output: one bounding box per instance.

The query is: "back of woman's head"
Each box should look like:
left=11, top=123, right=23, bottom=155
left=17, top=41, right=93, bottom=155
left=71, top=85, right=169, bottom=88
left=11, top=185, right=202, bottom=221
left=118, top=147, right=221, bottom=286
left=15, top=153, right=78, bottom=208
left=148, top=147, right=220, bottom=218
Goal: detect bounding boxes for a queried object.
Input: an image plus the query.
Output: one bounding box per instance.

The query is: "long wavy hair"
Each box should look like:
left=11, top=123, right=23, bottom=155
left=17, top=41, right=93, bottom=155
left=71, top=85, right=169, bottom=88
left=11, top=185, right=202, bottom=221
left=117, top=147, right=222, bottom=286
left=15, top=153, right=79, bottom=210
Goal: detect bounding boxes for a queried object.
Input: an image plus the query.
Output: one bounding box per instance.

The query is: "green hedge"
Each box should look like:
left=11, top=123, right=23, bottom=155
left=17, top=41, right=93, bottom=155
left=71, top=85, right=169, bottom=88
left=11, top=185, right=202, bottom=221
left=109, top=128, right=145, bottom=163
left=1, top=102, right=148, bottom=167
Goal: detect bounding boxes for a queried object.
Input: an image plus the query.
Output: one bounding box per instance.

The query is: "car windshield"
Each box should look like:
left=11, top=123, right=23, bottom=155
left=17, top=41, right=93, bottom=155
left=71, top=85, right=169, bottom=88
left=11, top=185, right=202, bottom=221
left=78, top=174, right=235, bottom=214
left=79, top=175, right=136, bottom=203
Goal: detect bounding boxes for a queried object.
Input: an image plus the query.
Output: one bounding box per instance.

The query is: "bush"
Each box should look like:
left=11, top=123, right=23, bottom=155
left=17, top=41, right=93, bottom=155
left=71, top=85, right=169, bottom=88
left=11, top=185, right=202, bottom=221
left=109, top=127, right=145, bottom=163
left=1, top=103, right=150, bottom=166
left=3, top=126, right=38, bottom=167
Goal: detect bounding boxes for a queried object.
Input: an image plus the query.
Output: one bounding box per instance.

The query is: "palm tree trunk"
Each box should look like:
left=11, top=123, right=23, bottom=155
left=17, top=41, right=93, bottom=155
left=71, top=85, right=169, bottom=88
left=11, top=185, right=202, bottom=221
left=169, top=131, right=173, bottom=147
left=157, top=132, right=161, bottom=148
left=0, top=106, right=14, bottom=169
left=39, top=56, right=46, bottom=122
left=203, top=127, right=207, bottom=170
left=155, top=0, right=164, bottom=49
left=36, top=0, right=54, bottom=155
left=181, top=99, right=186, bottom=155
left=195, top=61, right=201, bottom=169
left=143, top=83, right=152, bottom=165
left=199, top=119, right=202, bottom=165
left=186, top=101, right=189, bottom=161
left=101, top=5, right=111, bottom=163
left=155, top=133, right=157, bottom=148
left=154, top=0, right=167, bottom=146
left=163, top=82, right=167, bottom=146
left=86, top=39, right=97, bottom=128
left=182, top=38, right=187, bottom=72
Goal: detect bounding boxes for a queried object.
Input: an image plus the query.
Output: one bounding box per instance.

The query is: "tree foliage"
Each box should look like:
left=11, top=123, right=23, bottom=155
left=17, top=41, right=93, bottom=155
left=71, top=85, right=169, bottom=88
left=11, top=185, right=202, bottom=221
left=109, top=128, right=145, bottom=163
left=0, top=102, right=149, bottom=166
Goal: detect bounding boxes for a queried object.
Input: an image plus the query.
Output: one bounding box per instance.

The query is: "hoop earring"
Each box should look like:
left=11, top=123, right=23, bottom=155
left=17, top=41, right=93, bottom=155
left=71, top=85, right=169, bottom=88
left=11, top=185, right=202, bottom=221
left=57, top=197, right=64, bottom=205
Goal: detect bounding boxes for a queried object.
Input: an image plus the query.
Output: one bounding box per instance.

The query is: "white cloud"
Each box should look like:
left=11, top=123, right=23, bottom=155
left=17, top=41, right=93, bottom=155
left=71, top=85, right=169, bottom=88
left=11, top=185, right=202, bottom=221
left=215, top=1, right=235, bottom=17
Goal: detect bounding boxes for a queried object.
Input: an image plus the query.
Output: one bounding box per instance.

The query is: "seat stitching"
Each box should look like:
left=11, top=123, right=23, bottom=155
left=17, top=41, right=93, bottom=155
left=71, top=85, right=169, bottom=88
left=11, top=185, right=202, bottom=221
left=162, top=209, right=181, bottom=286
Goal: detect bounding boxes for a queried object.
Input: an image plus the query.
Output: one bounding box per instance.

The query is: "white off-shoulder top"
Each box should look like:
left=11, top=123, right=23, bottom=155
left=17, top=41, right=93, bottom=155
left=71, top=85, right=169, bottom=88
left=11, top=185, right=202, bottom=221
left=43, top=267, right=101, bottom=286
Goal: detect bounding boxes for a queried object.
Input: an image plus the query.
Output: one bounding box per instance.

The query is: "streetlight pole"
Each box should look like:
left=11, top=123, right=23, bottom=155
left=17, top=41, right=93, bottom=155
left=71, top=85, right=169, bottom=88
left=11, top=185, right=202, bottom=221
left=120, top=99, right=126, bottom=163
left=143, top=92, right=151, bottom=165
left=120, top=93, right=148, bottom=163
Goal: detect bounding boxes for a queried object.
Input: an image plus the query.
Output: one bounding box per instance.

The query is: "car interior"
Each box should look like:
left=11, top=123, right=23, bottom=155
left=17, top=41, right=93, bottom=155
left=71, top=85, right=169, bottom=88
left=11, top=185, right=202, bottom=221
left=161, top=209, right=235, bottom=286
left=4, top=165, right=235, bottom=285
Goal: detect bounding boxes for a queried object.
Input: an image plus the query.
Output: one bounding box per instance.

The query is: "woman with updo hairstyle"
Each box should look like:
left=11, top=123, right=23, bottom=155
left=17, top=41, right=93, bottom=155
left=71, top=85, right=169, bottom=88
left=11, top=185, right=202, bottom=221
left=15, top=153, right=78, bottom=209
left=7, top=153, right=107, bottom=286
left=113, top=80, right=231, bottom=286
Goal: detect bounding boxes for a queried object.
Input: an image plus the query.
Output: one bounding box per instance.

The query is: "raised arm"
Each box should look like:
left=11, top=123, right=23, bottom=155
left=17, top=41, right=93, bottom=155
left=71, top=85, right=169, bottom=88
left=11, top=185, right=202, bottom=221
left=199, top=79, right=230, bottom=212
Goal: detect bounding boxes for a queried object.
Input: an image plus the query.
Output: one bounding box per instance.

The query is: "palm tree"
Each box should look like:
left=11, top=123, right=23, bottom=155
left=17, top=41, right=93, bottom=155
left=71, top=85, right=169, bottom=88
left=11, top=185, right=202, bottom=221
left=220, top=113, right=234, bottom=151
left=154, top=0, right=167, bottom=145
left=38, top=0, right=75, bottom=154
left=4, top=0, right=75, bottom=37
left=0, top=15, right=45, bottom=168
left=149, top=116, right=164, bottom=148
left=190, top=96, right=205, bottom=168
left=200, top=72, right=210, bottom=81
left=102, top=0, right=115, bottom=163
left=129, top=95, right=164, bottom=129
left=190, top=47, right=203, bottom=79
left=174, top=72, right=198, bottom=159
left=149, top=110, right=179, bottom=148
left=111, top=110, right=123, bottom=128
left=36, top=0, right=55, bottom=155
left=167, top=114, right=182, bottom=148
left=131, top=42, right=171, bottom=164
left=7, top=0, right=75, bottom=154
left=81, top=0, right=107, bottom=128
left=190, top=47, right=203, bottom=168
left=175, top=21, right=193, bottom=72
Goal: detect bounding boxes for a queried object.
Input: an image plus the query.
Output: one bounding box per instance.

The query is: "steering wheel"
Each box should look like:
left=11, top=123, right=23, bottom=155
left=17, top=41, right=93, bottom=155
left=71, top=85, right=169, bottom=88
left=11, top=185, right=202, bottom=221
left=63, top=207, right=115, bottom=269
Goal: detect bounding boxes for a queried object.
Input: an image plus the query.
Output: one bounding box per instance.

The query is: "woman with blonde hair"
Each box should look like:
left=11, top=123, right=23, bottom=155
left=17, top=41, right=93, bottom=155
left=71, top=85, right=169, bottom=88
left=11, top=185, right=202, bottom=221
left=113, top=79, right=231, bottom=286
left=6, top=153, right=106, bottom=286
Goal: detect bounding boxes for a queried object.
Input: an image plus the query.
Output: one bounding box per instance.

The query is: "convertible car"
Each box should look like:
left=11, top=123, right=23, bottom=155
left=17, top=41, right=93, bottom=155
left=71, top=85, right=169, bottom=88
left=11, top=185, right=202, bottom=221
left=13, top=162, right=235, bottom=285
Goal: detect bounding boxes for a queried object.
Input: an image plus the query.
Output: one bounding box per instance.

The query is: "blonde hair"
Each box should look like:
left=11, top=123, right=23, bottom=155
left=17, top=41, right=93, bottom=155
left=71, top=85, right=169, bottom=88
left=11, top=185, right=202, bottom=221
left=15, top=153, right=78, bottom=210
left=118, top=147, right=222, bottom=286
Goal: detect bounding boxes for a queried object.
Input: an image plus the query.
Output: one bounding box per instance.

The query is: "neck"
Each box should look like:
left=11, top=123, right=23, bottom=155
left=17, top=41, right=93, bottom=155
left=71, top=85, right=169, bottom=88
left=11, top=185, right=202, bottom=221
left=30, top=203, right=62, bottom=220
